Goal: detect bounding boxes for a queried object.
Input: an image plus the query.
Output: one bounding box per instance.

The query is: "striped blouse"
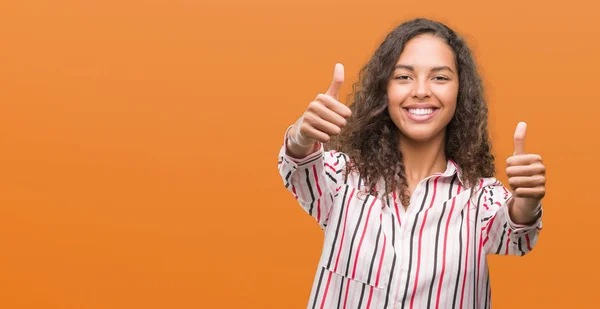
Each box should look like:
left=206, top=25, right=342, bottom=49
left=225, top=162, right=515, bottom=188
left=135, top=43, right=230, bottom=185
left=277, top=131, right=543, bottom=309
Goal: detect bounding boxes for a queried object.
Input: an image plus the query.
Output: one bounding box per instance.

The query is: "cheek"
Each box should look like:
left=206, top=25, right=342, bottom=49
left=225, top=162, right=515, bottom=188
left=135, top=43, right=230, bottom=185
left=386, top=84, right=410, bottom=106
left=432, top=85, right=458, bottom=111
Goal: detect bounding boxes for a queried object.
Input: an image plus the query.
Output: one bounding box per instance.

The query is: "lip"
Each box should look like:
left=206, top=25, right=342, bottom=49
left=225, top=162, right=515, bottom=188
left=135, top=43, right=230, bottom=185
left=403, top=106, right=440, bottom=123
left=404, top=104, right=440, bottom=109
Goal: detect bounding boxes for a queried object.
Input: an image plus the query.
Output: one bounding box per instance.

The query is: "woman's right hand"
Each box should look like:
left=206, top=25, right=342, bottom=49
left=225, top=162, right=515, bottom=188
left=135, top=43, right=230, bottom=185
left=287, top=63, right=353, bottom=158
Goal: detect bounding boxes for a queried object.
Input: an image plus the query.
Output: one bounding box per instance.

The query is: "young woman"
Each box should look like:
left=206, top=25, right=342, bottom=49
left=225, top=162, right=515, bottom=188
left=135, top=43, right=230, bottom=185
left=277, top=18, right=545, bottom=309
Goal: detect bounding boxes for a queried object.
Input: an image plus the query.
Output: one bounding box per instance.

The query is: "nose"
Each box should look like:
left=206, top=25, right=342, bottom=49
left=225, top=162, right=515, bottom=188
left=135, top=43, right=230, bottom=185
left=412, top=78, right=431, bottom=100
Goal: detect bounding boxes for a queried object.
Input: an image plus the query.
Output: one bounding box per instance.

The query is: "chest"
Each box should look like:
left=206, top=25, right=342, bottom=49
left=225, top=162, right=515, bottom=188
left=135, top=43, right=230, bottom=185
left=318, top=175, right=481, bottom=287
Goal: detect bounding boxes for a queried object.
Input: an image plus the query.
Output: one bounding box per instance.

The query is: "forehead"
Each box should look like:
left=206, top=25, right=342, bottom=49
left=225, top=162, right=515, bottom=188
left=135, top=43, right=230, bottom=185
left=396, top=34, right=456, bottom=68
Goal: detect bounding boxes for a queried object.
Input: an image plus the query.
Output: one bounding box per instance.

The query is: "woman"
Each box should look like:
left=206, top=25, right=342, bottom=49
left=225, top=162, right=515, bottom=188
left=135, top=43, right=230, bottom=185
left=278, top=18, right=545, bottom=309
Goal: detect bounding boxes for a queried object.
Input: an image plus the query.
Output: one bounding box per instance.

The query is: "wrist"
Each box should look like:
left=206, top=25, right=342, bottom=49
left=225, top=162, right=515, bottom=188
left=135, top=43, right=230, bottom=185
left=285, top=125, right=320, bottom=158
left=508, top=197, right=542, bottom=225
left=288, top=127, right=315, bottom=148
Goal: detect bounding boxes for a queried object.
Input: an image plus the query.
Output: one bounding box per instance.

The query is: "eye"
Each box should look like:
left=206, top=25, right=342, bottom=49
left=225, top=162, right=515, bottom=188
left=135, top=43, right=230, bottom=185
left=394, top=75, right=412, bottom=80
left=432, top=76, right=450, bottom=81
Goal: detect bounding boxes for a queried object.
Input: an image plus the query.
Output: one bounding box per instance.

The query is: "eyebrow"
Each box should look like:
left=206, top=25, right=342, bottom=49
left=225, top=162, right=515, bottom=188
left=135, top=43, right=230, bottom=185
left=394, top=65, right=455, bottom=74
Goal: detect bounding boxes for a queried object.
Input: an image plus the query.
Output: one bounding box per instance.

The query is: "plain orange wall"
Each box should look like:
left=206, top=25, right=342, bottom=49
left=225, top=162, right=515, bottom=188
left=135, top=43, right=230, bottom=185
left=1, top=0, right=598, bottom=308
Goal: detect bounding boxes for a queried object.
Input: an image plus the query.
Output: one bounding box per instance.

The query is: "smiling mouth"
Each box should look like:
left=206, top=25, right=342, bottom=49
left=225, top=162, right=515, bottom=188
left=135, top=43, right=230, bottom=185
left=405, top=107, right=439, bottom=115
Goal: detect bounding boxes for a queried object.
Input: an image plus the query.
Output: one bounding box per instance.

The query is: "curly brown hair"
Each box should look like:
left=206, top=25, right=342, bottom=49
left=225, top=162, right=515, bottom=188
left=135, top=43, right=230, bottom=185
left=327, top=18, right=496, bottom=206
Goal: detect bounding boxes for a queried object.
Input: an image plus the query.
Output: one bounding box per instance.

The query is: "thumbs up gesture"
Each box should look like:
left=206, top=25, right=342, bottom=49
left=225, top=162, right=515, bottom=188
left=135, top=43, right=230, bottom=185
left=506, top=122, right=546, bottom=224
left=287, top=63, right=353, bottom=158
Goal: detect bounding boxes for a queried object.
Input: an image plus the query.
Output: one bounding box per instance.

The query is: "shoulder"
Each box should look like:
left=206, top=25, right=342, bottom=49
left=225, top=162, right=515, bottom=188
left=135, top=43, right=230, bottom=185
left=472, top=176, right=512, bottom=201
left=323, top=149, right=351, bottom=166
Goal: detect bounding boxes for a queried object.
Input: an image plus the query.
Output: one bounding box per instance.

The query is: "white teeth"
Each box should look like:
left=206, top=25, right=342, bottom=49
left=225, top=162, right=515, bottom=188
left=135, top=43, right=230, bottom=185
left=408, top=108, right=434, bottom=115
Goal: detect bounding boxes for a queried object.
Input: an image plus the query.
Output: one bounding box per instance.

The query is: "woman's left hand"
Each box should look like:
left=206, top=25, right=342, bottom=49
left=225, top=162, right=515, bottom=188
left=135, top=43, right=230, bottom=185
left=505, top=122, right=546, bottom=224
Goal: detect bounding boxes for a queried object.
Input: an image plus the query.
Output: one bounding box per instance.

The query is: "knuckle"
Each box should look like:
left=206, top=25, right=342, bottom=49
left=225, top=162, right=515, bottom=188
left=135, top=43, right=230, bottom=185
left=506, top=169, right=518, bottom=178
left=535, top=188, right=545, bottom=199
left=514, top=188, right=524, bottom=197
left=307, top=101, right=320, bottom=111
left=315, top=93, right=328, bottom=102
left=298, top=123, right=310, bottom=135
left=301, top=113, right=313, bottom=124
left=539, top=176, right=546, bottom=185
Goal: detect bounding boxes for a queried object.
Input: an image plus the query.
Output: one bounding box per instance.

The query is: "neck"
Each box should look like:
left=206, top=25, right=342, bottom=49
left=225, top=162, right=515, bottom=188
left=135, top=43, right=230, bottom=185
left=399, top=132, right=448, bottom=189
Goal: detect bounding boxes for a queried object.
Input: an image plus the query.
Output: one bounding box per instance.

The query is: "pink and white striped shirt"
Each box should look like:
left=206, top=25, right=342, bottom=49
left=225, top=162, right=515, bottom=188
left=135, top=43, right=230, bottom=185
left=277, top=133, right=543, bottom=309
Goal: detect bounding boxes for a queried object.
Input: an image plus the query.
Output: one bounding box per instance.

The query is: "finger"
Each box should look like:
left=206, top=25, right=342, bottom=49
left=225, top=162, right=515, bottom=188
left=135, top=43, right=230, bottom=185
left=506, top=154, right=542, bottom=166
left=303, top=113, right=342, bottom=137
left=514, top=187, right=546, bottom=199
left=315, top=94, right=352, bottom=118
left=505, top=163, right=546, bottom=177
left=513, top=121, right=527, bottom=155
left=308, top=100, right=348, bottom=128
left=310, top=117, right=343, bottom=137
left=298, top=122, right=333, bottom=143
left=325, top=63, right=344, bottom=99
left=508, top=175, right=546, bottom=190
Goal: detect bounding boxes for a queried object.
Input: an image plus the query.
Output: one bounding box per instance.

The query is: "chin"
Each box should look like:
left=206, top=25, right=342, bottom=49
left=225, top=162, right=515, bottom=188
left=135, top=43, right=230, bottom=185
left=399, top=127, right=443, bottom=143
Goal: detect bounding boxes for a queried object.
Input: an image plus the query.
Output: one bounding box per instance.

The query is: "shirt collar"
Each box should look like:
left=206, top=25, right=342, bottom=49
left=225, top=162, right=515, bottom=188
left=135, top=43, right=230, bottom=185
left=438, top=158, right=466, bottom=187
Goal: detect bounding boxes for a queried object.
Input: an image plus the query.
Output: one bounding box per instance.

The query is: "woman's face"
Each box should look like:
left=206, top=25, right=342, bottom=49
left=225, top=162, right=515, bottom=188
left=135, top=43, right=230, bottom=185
left=387, top=34, right=459, bottom=144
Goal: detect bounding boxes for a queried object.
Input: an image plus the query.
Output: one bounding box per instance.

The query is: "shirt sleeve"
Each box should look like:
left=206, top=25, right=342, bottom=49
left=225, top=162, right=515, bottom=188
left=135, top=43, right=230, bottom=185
left=277, top=126, right=349, bottom=229
left=476, top=180, right=543, bottom=256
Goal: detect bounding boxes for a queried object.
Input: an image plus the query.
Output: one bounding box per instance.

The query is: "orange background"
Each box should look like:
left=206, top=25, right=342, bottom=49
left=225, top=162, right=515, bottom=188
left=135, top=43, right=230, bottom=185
left=0, top=0, right=598, bottom=308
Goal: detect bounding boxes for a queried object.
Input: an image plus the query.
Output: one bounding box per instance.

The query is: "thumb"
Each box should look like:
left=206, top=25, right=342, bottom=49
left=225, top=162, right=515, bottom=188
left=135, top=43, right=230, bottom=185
left=325, top=63, right=344, bottom=99
left=513, top=121, right=527, bottom=155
